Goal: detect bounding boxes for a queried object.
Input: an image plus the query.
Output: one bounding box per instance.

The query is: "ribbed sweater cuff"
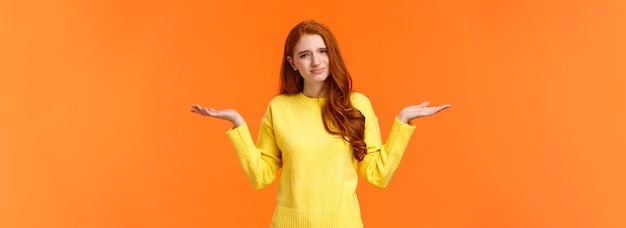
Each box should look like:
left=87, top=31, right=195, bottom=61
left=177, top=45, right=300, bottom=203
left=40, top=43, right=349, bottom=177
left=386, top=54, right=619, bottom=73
left=225, top=123, right=256, bottom=160
left=385, top=118, right=416, bottom=152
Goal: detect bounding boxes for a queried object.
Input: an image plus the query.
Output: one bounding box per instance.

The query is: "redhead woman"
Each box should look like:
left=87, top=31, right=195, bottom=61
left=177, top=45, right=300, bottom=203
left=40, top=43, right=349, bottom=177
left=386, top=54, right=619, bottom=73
left=191, top=20, right=450, bottom=228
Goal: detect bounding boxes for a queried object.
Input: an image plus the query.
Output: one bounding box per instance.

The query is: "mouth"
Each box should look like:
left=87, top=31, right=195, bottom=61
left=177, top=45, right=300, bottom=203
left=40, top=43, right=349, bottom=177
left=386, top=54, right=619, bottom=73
left=311, top=68, right=326, bottom=74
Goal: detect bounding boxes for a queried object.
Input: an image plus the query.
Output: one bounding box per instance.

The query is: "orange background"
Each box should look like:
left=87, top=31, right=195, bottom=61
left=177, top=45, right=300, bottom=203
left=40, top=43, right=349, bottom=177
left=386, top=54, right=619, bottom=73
left=1, top=0, right=625, bottom=227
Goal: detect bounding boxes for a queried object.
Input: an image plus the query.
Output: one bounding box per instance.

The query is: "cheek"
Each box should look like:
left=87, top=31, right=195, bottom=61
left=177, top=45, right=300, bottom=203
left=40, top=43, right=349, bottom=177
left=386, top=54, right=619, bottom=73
left=294, top=60, right=307, bottom=69
left=322, top=55, right=330, bottom=63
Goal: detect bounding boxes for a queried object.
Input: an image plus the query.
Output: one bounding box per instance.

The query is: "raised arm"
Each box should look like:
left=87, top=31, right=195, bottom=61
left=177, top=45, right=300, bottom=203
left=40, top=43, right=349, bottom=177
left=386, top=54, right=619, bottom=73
left=356, top=96, right=450, bottom=189
left=191, top=104, right=282, bottom=190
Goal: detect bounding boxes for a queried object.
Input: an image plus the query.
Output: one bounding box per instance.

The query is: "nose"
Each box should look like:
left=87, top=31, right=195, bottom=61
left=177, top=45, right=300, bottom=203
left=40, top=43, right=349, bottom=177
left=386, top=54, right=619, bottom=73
left=311, top=53, right=321, bottom=66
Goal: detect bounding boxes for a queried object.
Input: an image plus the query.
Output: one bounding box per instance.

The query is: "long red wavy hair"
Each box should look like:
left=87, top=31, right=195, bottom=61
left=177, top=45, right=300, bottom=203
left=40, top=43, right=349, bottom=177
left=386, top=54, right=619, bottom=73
left=279, top=20, right=367, bottom=161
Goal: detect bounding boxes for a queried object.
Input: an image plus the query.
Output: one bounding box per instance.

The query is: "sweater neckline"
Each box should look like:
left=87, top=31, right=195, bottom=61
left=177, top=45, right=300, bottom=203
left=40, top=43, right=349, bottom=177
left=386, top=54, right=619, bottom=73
left=295, top=92, right=326, bottom=107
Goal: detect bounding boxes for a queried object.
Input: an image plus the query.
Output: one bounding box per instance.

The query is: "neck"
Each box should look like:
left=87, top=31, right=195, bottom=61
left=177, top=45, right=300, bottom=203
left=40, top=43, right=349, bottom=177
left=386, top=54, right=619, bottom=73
left=302, top=82, right=326, bottom=98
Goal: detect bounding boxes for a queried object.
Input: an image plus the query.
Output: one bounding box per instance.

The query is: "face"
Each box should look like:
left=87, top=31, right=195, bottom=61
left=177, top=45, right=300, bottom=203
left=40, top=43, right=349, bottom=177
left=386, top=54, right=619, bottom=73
left=287, top=34, right=330, bottom=89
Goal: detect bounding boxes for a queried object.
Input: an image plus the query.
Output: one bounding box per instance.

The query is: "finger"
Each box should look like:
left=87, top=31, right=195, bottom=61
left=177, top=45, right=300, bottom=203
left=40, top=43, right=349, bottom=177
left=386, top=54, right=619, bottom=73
left=439, top=104, right=451, bottom=110
left=205, top=107, right=216, bottom=114
left=202, top=107, right=212, bottom=116
left=417, top=101, right=429, bottom=108
left=192, top=108, right=210, bottom=116
left=205, top=108, right=221, bottom=117
left=191, top=104, right=205, bottom=112
left=191, top=107, right=204, bottom=114
left=433, top=105, right=450, bottom=113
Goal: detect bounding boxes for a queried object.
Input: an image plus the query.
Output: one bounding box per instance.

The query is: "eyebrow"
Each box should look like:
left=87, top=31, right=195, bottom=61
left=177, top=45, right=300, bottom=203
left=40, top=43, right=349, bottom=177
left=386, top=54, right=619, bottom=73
left=296, top=47, right=327, bottom=55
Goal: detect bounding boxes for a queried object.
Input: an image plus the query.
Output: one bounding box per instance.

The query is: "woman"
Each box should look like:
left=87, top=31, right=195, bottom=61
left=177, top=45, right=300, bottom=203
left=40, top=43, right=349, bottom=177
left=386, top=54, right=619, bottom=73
left=191, top=20, right=450, bottom=228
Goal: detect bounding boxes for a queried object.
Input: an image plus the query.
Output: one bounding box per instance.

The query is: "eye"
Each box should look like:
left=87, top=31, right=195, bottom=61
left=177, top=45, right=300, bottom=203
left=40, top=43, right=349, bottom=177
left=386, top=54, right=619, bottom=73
left=320, top=49, right=328, bottom=54
left=299, top=53, right=310, bottom=58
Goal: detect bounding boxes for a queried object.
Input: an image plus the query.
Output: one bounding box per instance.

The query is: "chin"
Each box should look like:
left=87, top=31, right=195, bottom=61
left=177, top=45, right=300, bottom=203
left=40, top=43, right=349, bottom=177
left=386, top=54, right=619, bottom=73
left=311, top=74, right=329, bottom=81
left=313, top=77, right=329, bottom=82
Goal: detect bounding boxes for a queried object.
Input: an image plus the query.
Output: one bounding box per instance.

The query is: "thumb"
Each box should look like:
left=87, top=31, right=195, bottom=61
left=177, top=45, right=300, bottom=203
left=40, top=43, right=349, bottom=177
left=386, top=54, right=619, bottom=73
left=417, top=101, right=429, bottom=108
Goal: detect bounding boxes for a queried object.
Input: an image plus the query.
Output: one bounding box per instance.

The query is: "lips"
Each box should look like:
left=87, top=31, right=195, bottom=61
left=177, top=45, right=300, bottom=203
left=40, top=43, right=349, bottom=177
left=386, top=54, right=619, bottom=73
left=311, top=68, right=326, bottom=74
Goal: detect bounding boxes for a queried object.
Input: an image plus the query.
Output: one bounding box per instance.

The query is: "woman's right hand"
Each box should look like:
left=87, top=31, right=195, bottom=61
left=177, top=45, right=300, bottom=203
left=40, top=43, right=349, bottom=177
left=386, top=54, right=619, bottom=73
left=191, top=104, right=245, bottom=128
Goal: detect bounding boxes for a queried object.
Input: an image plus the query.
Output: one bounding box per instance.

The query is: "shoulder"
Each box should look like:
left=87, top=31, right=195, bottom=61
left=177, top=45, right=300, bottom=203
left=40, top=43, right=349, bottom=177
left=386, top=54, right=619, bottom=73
left=351, top=91, right=378, bottom=120
left=350, top=92, right=376, bottom=117
left=260, top=94, right=297, bottom=120
left=269, top=93, right=294, bottom=102
left=267, top=93, right=298, bottom=107
left=350, top=91, right=373, bottom=108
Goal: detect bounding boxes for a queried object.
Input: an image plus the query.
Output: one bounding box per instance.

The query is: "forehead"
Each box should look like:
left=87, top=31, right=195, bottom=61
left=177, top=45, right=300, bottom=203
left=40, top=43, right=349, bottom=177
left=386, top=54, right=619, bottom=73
left=294, top=34, right=326, bottom=52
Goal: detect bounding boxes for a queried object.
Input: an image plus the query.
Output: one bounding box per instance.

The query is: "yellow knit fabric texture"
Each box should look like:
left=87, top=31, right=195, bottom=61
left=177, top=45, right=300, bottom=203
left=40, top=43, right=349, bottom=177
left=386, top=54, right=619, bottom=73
left=226, top=92, right=416, bottom=227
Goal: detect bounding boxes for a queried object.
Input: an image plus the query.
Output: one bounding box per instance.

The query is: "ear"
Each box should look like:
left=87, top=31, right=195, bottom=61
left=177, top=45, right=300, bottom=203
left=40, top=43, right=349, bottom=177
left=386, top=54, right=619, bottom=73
left=286, top=56, right=297, bottom=71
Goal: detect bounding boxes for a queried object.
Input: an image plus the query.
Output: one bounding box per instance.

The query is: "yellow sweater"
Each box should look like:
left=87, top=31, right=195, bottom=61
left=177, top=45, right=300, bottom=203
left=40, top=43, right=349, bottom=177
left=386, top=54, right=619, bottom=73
left=226, top=92, right=416, bottom=227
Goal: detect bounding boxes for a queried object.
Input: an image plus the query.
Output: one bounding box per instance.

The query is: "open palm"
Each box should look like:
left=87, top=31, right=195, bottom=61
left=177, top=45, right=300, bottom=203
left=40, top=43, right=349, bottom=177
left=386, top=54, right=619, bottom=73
left=191, top=104, right=244, bottom=127
left=397, top=102, right=450, bottom=123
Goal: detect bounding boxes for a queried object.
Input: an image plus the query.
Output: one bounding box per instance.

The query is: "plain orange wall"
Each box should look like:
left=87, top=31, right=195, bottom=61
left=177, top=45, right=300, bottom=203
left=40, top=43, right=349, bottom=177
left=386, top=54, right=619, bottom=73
left=1, top=0, right=625, bottom=227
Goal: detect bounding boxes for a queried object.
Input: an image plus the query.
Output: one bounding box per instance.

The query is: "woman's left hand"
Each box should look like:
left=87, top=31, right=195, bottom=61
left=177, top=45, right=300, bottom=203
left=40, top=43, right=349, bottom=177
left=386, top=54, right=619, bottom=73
left=397, top=102, right=451, bottom=124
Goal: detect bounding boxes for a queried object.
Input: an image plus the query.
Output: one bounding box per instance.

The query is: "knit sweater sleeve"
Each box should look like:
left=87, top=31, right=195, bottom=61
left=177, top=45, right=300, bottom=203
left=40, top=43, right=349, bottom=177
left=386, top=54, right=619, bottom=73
left=225, top=104, right=282, bottom=190
left=355, top=94, right=416, bottom=189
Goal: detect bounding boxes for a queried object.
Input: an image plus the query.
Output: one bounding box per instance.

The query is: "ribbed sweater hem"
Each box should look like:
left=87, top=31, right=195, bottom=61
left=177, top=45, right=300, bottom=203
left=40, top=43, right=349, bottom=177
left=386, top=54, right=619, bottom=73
left=271, top=206, right=363, bottom=228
